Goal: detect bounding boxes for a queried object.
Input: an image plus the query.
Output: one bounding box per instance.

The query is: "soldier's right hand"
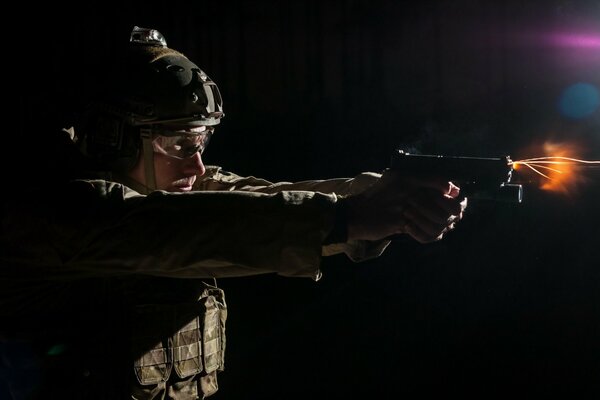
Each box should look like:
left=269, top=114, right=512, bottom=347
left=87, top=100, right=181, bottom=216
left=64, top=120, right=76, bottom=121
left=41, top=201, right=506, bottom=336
left=343, top=169, right=467, bottom=243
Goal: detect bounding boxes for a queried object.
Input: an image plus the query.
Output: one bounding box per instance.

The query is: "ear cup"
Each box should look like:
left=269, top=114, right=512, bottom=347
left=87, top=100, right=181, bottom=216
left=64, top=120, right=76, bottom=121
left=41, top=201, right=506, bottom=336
left=78, top=104, right=141, bottom=172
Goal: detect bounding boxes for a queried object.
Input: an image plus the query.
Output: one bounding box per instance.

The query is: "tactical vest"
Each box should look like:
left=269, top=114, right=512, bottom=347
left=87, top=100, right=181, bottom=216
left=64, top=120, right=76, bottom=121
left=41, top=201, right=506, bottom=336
left=0, top=278, right=227, bottom=400
left=128, top=281, right=227, bottom=399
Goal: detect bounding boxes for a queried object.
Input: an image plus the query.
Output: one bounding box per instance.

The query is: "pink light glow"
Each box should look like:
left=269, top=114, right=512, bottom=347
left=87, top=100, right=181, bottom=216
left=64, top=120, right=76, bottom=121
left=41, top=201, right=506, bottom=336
left=549, top=33, right=600, bottom=48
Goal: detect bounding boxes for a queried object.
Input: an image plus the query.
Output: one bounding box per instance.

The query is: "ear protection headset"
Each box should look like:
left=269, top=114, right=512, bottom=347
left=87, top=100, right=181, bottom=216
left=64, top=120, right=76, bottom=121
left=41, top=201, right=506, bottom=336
left=77, top=102, right=146, bottom=172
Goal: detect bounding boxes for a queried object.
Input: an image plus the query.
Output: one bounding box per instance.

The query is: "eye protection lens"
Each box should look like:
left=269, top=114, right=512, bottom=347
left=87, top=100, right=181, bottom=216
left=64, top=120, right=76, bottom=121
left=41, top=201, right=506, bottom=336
left=151, top=128, right=213, bottom=159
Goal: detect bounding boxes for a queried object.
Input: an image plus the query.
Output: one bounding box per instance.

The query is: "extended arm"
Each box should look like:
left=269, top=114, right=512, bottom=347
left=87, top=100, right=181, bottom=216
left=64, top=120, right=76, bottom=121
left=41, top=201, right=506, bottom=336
left=3, top=180, right=336, bottom=281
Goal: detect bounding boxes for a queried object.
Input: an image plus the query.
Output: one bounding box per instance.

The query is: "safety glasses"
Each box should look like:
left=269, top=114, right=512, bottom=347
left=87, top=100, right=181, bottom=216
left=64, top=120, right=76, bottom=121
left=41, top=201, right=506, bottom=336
left=149, top=127, right=213, bottom=159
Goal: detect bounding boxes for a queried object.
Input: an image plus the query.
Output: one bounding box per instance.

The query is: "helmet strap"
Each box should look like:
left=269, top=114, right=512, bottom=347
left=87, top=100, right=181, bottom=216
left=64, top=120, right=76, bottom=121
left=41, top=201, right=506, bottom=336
left=140, top=128, right=157, bottom=191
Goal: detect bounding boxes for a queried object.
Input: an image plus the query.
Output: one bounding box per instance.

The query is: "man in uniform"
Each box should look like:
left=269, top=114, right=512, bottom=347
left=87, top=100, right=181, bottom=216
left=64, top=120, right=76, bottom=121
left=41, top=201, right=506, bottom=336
left=1, top=27, right=465, bottom=399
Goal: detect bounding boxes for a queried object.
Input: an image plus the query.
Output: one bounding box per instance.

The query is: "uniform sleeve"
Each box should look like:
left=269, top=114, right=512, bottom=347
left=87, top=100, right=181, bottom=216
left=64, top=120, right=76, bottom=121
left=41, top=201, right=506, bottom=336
left=195, top=166, right=391, bottom=261
left=2, top=179, right=338, bottom=281
left=195, top=166, right=382, bottom=196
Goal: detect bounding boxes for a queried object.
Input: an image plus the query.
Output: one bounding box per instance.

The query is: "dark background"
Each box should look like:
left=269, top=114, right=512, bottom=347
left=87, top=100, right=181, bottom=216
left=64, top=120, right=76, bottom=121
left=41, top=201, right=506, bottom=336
left=14, top=0, right=600, bottom=398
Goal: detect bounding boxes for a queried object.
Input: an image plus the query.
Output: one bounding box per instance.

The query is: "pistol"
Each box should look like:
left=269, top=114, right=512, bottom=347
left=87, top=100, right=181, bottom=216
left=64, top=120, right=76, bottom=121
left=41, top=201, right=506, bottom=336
left=390, top=149, right=523, bottom=203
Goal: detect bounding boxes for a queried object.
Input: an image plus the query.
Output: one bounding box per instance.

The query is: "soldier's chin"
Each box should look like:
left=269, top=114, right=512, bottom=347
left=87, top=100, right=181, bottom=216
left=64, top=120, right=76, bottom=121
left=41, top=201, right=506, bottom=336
left=170, top=178, right=195, bottom=192
left=172, top=185, right=193, bottom=192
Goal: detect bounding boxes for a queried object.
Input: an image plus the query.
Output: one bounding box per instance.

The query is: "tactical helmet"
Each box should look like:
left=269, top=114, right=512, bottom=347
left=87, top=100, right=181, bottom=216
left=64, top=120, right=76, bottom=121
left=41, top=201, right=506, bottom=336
left=78, top=26, right=224, bottom=174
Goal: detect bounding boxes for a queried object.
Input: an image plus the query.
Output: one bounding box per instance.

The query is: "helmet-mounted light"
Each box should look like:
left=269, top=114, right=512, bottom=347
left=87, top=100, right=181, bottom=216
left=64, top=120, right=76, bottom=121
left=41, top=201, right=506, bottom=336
left=130, top=26, right=168, bottom=47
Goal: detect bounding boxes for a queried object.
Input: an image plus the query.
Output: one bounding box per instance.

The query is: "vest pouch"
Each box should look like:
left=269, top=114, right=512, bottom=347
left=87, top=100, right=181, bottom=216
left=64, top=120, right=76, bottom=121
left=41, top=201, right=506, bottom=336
left=130, top=303, right=174, bottom=386
left=198, top=283, right=227, bottom=374
left=172, top=303, right=203, bottom=379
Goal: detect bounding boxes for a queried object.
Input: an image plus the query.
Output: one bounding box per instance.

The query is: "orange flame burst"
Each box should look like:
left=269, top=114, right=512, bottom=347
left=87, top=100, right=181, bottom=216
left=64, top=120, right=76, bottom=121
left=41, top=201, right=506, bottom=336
left=513, top=141, right=600, bottom=195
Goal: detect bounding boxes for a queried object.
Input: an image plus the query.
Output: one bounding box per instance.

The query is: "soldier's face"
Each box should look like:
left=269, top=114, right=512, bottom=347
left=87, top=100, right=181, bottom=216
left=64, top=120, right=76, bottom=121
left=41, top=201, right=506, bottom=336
left=128, top=126, right=210, bottom=192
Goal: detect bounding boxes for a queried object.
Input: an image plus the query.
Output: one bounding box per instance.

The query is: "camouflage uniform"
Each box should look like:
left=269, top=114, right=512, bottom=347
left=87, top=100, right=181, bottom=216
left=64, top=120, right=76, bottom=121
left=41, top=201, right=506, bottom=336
left=1, top=162, right=389, bottom=399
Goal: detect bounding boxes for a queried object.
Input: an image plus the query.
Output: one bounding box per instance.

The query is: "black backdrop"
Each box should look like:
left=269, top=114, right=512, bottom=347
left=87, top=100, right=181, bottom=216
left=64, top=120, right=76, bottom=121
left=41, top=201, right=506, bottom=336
left=14, top=0, right=600, bottom=398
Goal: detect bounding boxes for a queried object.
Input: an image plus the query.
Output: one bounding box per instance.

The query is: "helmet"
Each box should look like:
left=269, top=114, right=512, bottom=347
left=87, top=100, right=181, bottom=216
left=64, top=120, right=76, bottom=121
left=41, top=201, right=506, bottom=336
left=77, top=26, right=224, bottom=174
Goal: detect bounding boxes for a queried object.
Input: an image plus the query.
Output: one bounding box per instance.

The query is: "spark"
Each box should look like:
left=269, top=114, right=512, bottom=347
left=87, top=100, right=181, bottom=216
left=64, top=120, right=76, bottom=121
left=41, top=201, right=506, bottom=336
left=512, top=156, right=600, bottom=184
left=514, top=157, right=600, bottom=171
left=515, top=156, right=600, bottom=165
left=517, top=162, right=552, bottom=180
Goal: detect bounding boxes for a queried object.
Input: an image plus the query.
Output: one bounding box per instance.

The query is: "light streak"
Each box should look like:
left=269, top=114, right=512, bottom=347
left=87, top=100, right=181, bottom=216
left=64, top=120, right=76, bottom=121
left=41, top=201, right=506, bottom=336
left=549, top=33, right=600, bottom=49
left=512, top=156, right=600, bottom=192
